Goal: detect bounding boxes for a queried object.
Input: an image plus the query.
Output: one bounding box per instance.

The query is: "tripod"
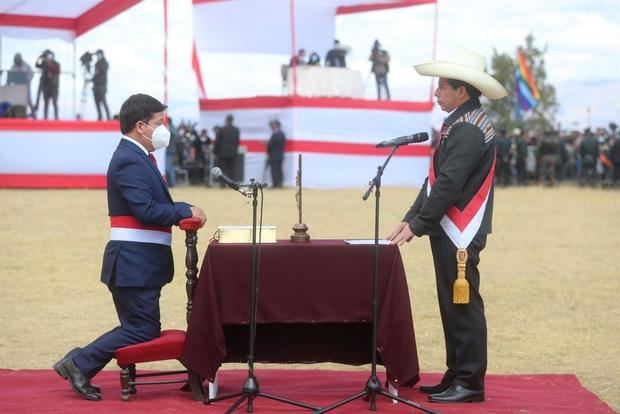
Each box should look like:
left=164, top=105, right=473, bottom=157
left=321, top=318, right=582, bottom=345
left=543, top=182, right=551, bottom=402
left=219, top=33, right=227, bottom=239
left=77, top=64, right=92, bottom=120
left=318, top=146, right=438, bottom=414
left=206, top=179, right=319, bottom=413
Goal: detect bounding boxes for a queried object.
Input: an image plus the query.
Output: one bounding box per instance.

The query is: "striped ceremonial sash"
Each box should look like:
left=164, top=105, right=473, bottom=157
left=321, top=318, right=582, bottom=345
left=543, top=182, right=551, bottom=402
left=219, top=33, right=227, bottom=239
left=427, top=108, right=496, bottom=249
left=110, top=216, right=172, bottom=246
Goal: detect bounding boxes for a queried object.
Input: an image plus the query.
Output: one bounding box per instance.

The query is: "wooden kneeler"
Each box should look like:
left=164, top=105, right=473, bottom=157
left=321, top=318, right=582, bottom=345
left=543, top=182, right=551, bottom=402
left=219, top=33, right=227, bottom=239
left=113, top=217, right=204, bottom=401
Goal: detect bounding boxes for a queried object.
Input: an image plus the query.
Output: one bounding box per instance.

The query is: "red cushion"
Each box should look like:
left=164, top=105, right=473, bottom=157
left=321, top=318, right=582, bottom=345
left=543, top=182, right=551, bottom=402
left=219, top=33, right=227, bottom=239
left=114, top=329, right=186, bottom=366
left=179, top=217, right=202, bottom=231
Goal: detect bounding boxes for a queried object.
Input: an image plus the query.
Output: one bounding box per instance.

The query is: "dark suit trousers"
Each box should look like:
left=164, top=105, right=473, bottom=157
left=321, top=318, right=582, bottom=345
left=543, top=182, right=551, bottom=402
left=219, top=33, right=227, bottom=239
left=218, top=157, right=237, bottom=183
left=73, top=285, right=162, bottom=378
left=429, top=234, right=487, bottom=391
left=268, top=159, right=283, bottom=188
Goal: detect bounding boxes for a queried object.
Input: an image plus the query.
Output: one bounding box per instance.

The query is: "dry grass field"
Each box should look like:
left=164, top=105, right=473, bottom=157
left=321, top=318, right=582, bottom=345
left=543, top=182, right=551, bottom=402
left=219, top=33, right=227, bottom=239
left=0, top=185, right=618, bottom=410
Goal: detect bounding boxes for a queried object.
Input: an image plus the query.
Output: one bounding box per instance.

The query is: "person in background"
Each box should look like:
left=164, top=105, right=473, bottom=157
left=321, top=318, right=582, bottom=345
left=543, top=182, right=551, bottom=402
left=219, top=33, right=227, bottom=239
left=495, top=127, right=512, bottom=186
left=289, top=49, right=307, bottom=67
left=610, top=128, right=620, bottom=187
left=214, top=114, right=240, bottom=183
left=165, top=117, right=179, bottom=187
left=325, top=40, right=348, bottom=68
left=35, top=50, right=60, bottom=120
left=92, top=49, right=111, bottom=121
left=538, top=129, right=560, bottom=186
left=512, top=128, right=528, bottom=185
left=369, top=40, right=391, bottom=100
left=307, top=52, right=321, bottom=66
left=53, top=93, right=206, bottom=401
left=190, top=128, right=210, bottom=163
left=266, top=119, right=286, bottom=188
left=8, top=53, right=35, bottom=118
left=579, top=128, right=599, bottom=187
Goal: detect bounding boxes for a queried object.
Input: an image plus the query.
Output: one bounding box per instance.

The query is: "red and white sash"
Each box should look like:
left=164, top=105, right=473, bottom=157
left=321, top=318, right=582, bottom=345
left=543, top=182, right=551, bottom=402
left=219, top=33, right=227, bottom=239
left=110, top=216, right=172, bottom=246
left=428, top=109, right=496, bottom=249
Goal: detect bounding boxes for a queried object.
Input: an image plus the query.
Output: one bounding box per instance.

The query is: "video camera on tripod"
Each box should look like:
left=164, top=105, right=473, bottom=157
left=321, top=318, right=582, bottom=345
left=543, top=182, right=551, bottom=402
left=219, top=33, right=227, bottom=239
left=76, top=50, right=97, bottom=119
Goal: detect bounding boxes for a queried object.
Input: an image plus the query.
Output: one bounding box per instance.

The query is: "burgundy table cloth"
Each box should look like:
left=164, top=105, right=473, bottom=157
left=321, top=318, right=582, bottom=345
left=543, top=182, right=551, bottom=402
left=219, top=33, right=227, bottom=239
left=181, top=240, right=420, bottom=387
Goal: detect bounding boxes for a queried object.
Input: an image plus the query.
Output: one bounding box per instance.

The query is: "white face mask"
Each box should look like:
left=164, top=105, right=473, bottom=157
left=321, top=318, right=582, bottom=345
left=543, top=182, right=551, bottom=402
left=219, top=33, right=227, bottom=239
left=142, top=123, right=171, bottom=150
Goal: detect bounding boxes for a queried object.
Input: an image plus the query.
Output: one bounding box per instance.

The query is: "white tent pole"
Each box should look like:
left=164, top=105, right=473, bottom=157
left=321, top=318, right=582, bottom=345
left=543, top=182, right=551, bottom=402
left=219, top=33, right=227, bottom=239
left=163, top=0, right=169, bottom=105
left=289, top=0, right=297, bottom=96
left=73, top=41, right=77, bottom=119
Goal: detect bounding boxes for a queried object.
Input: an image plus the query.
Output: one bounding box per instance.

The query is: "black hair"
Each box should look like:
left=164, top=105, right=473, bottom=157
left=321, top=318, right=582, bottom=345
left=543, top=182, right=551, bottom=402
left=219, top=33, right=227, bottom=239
left=119, top=94, right=167, bottom=134
left=225, top=114, right=234, bottom=124
left=446, top=78, right=482, bottom=99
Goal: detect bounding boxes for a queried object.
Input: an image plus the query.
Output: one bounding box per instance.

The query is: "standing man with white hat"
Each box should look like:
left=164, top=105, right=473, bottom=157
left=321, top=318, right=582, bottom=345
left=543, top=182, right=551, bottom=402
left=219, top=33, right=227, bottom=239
left=388, top=49, right=507, bottom=403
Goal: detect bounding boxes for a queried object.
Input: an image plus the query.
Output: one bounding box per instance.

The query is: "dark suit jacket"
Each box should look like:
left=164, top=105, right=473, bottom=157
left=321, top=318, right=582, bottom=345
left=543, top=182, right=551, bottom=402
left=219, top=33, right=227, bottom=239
left=92, top=58, right=108, bottom=91
left=101, top=139, right=192, bottom=288
left=267, top=130, right=286, bottom=162
left=214, top=124, right=240, bottom=159
left=403, top=98, right=495, bottom=237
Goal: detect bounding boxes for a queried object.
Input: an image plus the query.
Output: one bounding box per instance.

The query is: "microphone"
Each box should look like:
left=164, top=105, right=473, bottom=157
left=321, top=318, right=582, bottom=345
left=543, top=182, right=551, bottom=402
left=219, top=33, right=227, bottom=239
left=375, top=132, right=429, bottom=148
left=211, top=167, right=246, bottom=194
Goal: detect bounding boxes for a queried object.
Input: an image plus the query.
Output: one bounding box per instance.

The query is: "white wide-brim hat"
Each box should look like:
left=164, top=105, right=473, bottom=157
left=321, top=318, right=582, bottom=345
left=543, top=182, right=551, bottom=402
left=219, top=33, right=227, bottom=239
left=414, top=49, right=508, bottom=100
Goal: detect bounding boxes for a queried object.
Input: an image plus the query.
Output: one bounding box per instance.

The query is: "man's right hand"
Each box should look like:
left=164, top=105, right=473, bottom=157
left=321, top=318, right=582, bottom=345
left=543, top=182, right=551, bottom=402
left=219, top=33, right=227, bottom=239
left=190, top=206, right=207, bottom=228
left=386, top=222, right=413, bottom=245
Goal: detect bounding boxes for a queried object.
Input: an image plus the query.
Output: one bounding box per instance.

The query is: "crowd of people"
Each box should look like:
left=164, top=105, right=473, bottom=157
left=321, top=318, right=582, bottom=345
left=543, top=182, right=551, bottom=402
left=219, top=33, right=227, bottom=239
left=473, top=123, right=620, bottom=188
left=165, top=115, right=286, bottom=189
left=1, top=49, right=109, bottom=120
left=286, top=39, right=391, bottom=100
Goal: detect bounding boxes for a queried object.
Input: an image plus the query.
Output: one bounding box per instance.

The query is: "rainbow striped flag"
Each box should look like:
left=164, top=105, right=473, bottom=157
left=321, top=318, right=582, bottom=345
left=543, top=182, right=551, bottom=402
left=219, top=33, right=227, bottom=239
left=515, top=48, right=541, bottom=111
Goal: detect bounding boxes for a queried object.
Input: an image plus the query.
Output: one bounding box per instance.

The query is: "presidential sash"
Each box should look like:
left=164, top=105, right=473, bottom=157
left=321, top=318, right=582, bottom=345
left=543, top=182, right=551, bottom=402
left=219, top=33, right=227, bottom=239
left=427, top=108, right=496, bottom=303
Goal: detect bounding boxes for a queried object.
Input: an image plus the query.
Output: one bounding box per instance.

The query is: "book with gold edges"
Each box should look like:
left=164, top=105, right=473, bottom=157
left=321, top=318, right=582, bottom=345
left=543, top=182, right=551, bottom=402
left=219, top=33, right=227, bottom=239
left=215, top=225, right=277, bottom=243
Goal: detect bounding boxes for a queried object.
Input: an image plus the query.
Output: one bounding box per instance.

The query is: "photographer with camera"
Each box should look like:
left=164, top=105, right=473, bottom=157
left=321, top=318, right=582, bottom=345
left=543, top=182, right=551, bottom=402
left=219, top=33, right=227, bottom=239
left=92, top=50, right=110, bottom=121
left=35, top=49, right=60, bottom=120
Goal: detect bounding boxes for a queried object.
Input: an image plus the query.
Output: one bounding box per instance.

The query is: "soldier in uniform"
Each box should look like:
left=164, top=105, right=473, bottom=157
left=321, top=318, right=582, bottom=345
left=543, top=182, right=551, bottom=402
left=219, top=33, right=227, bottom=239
left=538, top=129, right=560, bottom=186
left=388, top=49, right=507, bottom=404
left=512, top=128, right=528, bottom=185
left=495, top=127, right=512, bottom=186
left=579, top=128, right=599, bottom=187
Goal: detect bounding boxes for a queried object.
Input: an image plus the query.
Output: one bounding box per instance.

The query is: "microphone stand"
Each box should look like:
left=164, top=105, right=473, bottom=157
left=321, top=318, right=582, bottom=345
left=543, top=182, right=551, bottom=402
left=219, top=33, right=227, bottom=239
left=318, top=145, right=438, bottom=414
left=206, top=179, right=319, bottom=413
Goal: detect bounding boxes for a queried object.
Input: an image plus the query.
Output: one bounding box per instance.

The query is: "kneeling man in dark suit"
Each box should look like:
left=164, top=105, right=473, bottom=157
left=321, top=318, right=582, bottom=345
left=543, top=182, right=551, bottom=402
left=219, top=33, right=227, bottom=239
left=53, top=93, right=206, bottom=400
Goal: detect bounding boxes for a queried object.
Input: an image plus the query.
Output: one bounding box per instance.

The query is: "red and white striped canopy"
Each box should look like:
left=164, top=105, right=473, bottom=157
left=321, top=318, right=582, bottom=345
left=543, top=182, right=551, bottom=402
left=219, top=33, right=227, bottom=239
left=0, top=0, right=142, bottom=41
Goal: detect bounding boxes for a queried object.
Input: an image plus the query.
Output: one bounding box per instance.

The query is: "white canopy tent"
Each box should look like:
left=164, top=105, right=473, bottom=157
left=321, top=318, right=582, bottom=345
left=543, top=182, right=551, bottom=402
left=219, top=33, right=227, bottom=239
left=193, top=0, right=438, bottom=188
left=193, top=0, right=437, bottom=96
left=0, top=0, right=142, bottom=41
left=195, top=0, right=435, bottom=55
left=0, top=0, right=145, bottom=116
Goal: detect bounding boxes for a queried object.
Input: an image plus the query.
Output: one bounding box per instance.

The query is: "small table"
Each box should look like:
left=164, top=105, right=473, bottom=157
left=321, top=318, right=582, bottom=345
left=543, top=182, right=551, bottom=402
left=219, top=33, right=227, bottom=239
left=181, top=240, right=420, bottom=387
left=288, top=66, right=364, bottom=98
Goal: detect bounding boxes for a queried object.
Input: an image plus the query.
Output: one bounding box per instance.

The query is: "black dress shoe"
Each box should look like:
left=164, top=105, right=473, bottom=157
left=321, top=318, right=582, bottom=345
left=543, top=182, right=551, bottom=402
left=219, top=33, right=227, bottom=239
left=419, top=372, right=455, bottom=394
left=419, top=379, right=453, bottom=395
left=63, top=348, right=101, bottom=393
left=53, top=357, right=101, bottom=401
left=429, top=385, right=484, bottom=403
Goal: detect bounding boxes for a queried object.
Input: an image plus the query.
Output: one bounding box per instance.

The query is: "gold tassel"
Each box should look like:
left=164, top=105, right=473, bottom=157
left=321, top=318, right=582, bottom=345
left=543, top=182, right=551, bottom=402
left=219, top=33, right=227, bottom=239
left=453, top=248, right=469, bottom=304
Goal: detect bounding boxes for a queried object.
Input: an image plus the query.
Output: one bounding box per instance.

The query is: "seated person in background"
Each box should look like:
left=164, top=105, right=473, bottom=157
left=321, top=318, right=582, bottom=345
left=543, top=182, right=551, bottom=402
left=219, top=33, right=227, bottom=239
left=289, top=49, right=307, bottom=67
left=308, top=52, right=321, bottom=66
left=325, top=40, right=349, bottom=68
